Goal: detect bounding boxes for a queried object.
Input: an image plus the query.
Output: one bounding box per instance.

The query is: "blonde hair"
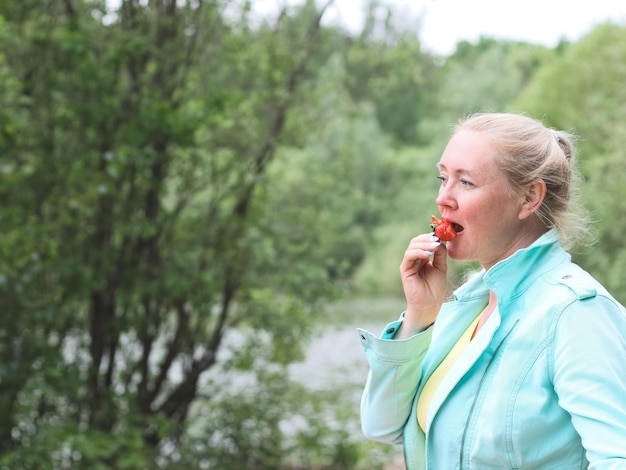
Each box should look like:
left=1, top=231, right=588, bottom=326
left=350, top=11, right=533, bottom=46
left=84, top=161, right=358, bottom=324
left=454, top=113, right=592, bottom=250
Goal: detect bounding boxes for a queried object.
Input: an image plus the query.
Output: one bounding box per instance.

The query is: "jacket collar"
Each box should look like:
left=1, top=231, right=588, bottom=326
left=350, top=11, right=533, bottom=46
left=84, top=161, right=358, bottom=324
left=454, top=229, right=570, bottom=304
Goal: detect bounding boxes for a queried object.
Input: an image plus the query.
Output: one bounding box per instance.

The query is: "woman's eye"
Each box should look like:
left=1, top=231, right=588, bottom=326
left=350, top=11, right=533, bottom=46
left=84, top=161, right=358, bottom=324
left=437, top=175, right=474, bottom=187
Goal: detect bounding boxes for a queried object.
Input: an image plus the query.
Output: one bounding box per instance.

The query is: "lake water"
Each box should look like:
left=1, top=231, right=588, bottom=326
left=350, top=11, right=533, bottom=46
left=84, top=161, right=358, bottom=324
left=288, top=321, right=382, bottom=392
left=287, top=298, right=405, bottom=397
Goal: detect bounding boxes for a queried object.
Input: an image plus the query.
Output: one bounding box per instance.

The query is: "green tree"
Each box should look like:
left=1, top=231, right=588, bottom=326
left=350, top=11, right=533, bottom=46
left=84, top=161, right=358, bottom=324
left=340, top=1, right=440, bottom=146
left=0, top=0, right=401, bottom=468
left=417, top=37, right=555, bottom=145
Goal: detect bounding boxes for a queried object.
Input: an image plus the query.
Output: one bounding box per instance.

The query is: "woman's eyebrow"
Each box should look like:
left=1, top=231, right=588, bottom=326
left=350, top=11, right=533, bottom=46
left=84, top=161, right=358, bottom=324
left=436, top=163, right=477, bottom=178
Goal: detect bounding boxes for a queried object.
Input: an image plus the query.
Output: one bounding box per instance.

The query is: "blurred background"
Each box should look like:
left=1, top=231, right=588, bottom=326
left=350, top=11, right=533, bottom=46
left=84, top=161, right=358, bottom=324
left=1, top=0, right=625, bottom=468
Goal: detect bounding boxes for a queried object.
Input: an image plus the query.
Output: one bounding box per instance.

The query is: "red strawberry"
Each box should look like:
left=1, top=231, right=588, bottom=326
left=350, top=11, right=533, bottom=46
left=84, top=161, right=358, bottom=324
left=430, top=215, right=458, bottom=242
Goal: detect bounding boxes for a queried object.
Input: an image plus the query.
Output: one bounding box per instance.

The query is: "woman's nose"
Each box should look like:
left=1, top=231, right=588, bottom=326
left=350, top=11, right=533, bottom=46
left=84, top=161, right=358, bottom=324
left=435, top=185, right=454, bottom=208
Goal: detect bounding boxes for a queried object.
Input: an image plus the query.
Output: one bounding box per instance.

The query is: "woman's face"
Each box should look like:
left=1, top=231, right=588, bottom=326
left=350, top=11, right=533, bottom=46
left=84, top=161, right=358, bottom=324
left=435, top=130, right=541, bottom=270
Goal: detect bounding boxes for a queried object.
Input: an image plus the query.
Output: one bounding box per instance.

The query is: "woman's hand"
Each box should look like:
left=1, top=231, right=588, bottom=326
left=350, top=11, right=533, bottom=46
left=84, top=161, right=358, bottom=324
left=396, top=233, right=448, bottom=339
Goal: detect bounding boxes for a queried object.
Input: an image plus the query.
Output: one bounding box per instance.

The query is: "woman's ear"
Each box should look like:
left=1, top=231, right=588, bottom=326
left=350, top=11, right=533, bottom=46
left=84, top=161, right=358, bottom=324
left=518, top=178, right=547, bottom=220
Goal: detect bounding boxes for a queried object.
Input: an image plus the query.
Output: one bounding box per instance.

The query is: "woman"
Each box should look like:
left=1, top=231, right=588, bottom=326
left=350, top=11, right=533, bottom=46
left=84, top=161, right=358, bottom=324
left=358, top=113, right=626, bottom=469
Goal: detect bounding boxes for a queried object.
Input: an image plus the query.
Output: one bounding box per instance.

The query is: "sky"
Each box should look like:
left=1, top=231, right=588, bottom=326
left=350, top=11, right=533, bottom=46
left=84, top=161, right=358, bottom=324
left=297, top=0, right=626, bottom=55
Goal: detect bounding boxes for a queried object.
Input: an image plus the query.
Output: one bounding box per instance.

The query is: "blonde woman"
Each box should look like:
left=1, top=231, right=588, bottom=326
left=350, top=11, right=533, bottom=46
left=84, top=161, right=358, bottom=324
left=359, top=113, right=626, bottom=469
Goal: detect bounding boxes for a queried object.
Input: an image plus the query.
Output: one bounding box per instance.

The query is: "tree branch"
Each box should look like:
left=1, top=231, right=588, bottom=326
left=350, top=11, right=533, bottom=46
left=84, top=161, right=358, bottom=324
left=146, top=301, right=190, bottom=406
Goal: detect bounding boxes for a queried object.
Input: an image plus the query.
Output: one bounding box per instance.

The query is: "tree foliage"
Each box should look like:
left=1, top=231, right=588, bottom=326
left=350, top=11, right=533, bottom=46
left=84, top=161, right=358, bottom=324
left=0, top=0, right=402, bottom=467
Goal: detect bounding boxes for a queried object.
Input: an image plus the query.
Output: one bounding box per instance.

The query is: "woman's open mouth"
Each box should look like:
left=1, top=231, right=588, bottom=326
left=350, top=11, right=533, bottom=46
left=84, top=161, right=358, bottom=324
left=451, top=223, right=464, bottom=234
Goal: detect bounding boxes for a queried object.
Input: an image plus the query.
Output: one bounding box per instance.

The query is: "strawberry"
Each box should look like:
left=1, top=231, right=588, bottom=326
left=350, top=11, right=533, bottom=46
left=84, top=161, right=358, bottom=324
left=430, top=215, right=458, bottom=242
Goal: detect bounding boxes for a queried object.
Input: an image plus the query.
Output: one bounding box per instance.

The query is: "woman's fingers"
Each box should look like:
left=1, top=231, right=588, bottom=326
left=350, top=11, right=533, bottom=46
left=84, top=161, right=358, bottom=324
left=401, top=234, right=442, bottom=273
left=423, top=234, right=442, bottom=256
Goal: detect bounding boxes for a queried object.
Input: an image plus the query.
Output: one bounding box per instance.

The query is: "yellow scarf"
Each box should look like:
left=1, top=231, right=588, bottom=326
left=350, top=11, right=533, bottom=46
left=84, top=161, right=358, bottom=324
left=417, top=312, right=482, bottom=432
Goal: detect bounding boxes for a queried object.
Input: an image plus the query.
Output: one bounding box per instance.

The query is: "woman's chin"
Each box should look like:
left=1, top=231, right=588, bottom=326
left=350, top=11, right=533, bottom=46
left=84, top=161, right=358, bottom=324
left=445, top=246, right=459, bottom=259
left=445, top=244, right=467, bottom=261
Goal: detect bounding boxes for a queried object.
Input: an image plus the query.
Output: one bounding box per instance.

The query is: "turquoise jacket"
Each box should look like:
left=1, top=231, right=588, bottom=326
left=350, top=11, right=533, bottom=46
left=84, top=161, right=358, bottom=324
left=358, top=230, right=626, bottom=469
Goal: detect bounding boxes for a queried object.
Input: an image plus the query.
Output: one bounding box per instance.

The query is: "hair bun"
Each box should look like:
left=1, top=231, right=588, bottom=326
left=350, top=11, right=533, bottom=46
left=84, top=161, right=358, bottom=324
left=550, top=129, right=574, bottom=162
